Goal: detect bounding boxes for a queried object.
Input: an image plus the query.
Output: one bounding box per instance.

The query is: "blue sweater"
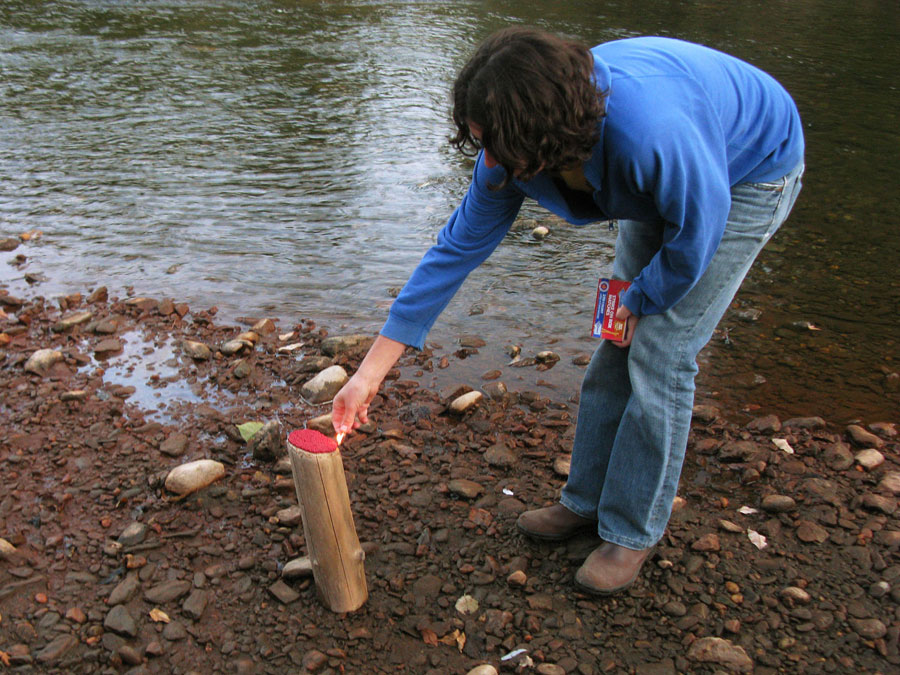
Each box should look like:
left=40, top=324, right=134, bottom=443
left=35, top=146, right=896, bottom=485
left=382, top=37, right=804, bottom=349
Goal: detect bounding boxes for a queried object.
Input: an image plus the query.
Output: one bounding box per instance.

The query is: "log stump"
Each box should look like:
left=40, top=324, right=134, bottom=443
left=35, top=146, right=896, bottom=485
left=286, top=429, right=367, bottom=612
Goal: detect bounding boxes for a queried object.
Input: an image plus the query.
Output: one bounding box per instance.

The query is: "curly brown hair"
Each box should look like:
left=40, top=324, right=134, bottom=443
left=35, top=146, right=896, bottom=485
left=451, top=27, right=607, bottom=188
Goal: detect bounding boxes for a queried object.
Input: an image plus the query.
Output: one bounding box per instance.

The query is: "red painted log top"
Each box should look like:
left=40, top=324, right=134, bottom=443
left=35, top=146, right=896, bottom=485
left=288, top=429, right=338, bottom=454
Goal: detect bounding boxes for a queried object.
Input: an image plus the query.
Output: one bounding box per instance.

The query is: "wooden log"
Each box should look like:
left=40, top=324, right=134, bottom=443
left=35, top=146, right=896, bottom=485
left=286, top=429, right=367, bottom=612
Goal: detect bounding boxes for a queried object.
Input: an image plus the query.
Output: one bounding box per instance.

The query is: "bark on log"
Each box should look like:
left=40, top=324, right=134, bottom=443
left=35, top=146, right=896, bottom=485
left=286, top=429, right=367, bottom=612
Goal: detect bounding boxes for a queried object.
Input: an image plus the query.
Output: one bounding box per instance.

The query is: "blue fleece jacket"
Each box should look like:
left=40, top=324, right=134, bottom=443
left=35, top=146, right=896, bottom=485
left=382, top=37, right=804, bottom=349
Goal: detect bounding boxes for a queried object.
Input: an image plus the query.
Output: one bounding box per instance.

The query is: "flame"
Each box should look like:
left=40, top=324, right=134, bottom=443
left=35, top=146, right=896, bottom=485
left=335, top=432, right=345, bottom=446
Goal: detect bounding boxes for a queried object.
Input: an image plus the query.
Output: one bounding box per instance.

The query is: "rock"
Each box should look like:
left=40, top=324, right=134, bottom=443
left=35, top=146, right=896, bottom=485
left=692, top=533, right=720, bottom=552
left=869, top=421, right=897, bottom=437
left=0, top=236, right=20, bottom=251
left=861, top=494, right=896, bottom=515
left=507, top=570, right=527, bottom=587
left=144, top=580, right=192, bottom=604
left=24, top=349, right=63, bottom=375
left=302, top=649, right=329, bottom=672
left=53, top=310, right=93, bottom=332
left=182, top=340, right=212, bottom=360
left=269, top=580, right=300, bottom=604
left=483, top=381, right=507, bottom=400
left=692, top=405, right=720, bottom=423
left=277, top=505, right=303, bottom=527
left=117, top=645, right=143, bottom=666
left=878, top=472, right=900, bottom=495
left=484, top=443, right=516, bottom=467
left=846, top=424, right=884, bottom=448
left=35, top=634, right=78, bottom=664
left=450, top=390, right=483, bottom=414
left=65, top=607, right=87, bottom=624
left=182, top=589, right=208, bottom=620
left=536, top=350, right=559, bottom=364
left=118, top=522, right=148, bottom=546
left=0, top=537, right=19, bottom=561
left=718, top=440, right=760, bottom=462
left=220, top=338, right=253, bottom=355
left=108, top=574, right=140, bottom=605
left=553, top=455, right=571, bottom=477
left=301, top=365, right=349, bottom=404
left=94, top=338, right=122, bottom=355
left=823, top=442, right=854, bottom=470
left=781, top=586, right=812, bottom=604
left=747, top=414, right=781, bottom=433
left=855, top=449, right=885, bottom=470
left=94, top=317, right=119, bottom=334
left=532, top=225, right=550, bottom=240
left=282, top=557, right=313, bottom=579
left=159, top=432, right=189, bottom=458
left=467, top=666, right=499, bottom=675
left=796, top=520, right=829, bottom=544
left=247, top=420, right=283, bottom=461
left=761, top=495, right=796, bottom=513
left=783, top=416, right=826, bottom=430
left=87, top=286, right=108, bottom=303
left=104, top=605, right=138, bottom=637
left=125, top=297, right=158, bottom=312
left=850, top=618, right=887, bottom=639
left=686, top=636, right=753, bottom=672
left=320, top=334, right=374, bottom=356
left=448, top=479, right=484, bottom=499
left=307, top=412, right=333, bottom=434
left=718, top=519, right=743, bottom=533
left=164, top=459, right=225, bottom=495
left=162, top=621, right=187, bottom=641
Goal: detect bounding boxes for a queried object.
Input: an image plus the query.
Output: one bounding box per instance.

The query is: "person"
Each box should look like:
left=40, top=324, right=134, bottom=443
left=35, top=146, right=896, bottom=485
left=331, top=27, right=804, bottom=594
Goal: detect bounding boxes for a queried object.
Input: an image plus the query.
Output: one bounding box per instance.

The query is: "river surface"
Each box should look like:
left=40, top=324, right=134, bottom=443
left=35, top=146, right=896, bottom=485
left=1, top=0, right=898, bottom=424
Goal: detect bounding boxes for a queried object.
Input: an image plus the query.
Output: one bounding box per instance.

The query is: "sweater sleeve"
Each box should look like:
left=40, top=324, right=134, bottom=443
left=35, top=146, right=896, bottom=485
left=381, top=155, right=525, bottom=348
left=618, top=101, right=732, bottom=317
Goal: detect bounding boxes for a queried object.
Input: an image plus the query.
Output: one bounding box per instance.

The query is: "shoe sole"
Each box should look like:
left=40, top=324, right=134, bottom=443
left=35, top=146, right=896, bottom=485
left=516, top=521, right=597, bottom=542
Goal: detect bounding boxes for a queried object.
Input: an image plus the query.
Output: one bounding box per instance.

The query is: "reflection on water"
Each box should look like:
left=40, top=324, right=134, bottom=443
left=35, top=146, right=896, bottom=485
left=1, top=0, right=897, bottom=423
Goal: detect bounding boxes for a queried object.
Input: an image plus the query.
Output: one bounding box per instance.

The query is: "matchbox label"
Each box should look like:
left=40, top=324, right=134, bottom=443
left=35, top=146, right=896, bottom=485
left=592, top=278, right=631, bottom=341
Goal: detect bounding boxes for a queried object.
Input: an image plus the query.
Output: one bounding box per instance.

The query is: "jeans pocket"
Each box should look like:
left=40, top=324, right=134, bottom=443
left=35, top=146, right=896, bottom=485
left=743, top=176, right=787, bottom=193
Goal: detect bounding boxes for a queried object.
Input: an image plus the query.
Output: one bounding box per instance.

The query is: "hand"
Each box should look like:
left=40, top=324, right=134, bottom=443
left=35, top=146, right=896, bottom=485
left=332, top=372, right=380, bottom=434
left=331, top=335, right=406, bottom=436
left=612, top=305, right=639, bottom=348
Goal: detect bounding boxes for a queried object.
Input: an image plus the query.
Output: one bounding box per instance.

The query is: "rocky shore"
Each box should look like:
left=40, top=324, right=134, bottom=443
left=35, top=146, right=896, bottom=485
left=2, top=242, right=899, bottom=673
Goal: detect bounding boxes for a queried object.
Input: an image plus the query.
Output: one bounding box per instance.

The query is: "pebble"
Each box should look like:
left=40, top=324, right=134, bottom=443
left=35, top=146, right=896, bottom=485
left=861, top=494, right=896, bottom=515
left=24, top=348, right=63, bottom=375
left=536, top=665, right=565, bottom=675
left=850, top=618, right=887, bottom=639
left=54, top=310, right=92, bottom=332
left=301, top=365, right=349, bottom=403
left=282, top=557, right=313, bottom=579
left=846, top=424, right=884, bottom=448
left=144, top=580, right=192, bottom=604
left=162, top=621, right=187, bottom=641
left=320, top=334, right=374, bottom=356
left=109, top=574, right=140, bottom=605
left=484, top=443, right=516, bottom=467
left=182, top=589, right=209, bottom=620
left=302, top=649, right=329, bottom=672
left=164, top=459, right=225, bottom=495
left=94, top=338, right=122, bottom=355
left=118, top=522, right=149, bottom=546
left=466, top=666, right=498, bottom=675
left=879, top=472, right=900, bottom=495
left=795, top=520, right=829, bottom=544
left=507, top=570, right=527, bottom=587
left=65, top=607, right=87, bottom=624
left=448, top=479, right=484, bottom=499
left=276, top=505, right=303, bottom=527
left=854, top=448, right=885, bottom=470
left=159, top=432, right=189, bottom=457
left=450, top=390, right=483, bottom=414
left=0, top=537, right=19, bottom=561
left=531, top=225, right=549, bottom=240
left=553, top=456, right=571, bottom=477
left=117, top=644, right=143, bottom=666
left=686, top=636, right=753, bottom=672
left=761, top=494, right=796, bottom=512
left=781, top=586, right=811, bottom=604
left=269, top=580, right=300, bottom=604
left=182, top=340, right=212, bottom=360
left=104, top=605, right=138, bottom=637
left=35, top=634, right=78, bottom=664
left=692, top=533, right=720, bottom=552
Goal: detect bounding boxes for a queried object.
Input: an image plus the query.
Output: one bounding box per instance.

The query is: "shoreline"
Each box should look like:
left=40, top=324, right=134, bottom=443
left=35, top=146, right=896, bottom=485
left=2, top=250, right=900, bottom=672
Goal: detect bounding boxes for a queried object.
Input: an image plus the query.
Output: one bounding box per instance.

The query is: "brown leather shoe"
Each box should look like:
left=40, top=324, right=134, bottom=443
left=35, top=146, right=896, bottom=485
left=574, top=542, right=654, bottom=594
left=516, top=504, right=597, bottom=541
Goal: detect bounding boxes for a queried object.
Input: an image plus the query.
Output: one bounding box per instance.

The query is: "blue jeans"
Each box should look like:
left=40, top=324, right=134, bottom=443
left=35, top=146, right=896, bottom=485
left=560, top=162, right=804, bottom=550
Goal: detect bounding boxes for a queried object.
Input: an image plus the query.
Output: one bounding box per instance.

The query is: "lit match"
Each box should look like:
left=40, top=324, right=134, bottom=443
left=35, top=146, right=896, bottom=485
left=335, top=432, right=345, bottom=446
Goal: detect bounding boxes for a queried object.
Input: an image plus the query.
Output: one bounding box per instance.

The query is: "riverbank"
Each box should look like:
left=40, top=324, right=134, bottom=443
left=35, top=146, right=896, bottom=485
left=1, top=251, right=899, bottom=673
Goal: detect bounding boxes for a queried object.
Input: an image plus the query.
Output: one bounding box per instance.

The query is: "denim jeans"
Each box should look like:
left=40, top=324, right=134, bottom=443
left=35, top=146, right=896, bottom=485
left=560, top=161, right=804, bottom=550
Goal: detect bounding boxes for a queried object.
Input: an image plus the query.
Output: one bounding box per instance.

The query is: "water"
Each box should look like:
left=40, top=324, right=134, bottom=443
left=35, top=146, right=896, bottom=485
left=1, top=0, right=898, bottom=424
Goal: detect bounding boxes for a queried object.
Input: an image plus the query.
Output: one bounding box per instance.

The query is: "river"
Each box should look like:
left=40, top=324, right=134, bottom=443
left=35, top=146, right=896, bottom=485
left=1, top=0, right=898, bottom=424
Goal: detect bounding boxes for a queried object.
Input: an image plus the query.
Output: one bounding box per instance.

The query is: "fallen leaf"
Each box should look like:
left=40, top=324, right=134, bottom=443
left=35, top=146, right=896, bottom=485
left=439, top=629, right=466, bottom=652
left=0, top=650, right=10, bottom=666
left=149, top=608, right=170, bottom=623
left=772, top=438, right=794, bottom=454
left=455, top=594, right=479, bottom=615
left=748, top=530, right=768, bottom=550
left=237, top=421, right=264, bottom=442
left=420, top=628, right=438, bottom=647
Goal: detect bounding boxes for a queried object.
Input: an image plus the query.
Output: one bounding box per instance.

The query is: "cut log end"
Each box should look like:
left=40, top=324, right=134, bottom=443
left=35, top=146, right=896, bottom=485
left=288, top=428, right=337, bottom=454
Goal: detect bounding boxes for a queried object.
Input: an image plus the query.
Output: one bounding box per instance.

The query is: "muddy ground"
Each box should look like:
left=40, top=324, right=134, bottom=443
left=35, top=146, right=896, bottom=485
left=1, top=259, right=899, bottom=674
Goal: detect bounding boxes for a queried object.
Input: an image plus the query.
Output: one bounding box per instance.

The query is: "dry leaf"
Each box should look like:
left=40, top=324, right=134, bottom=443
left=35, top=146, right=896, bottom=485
left=0, top=650, right=10, bottom=666
left=772, top=438, right=794, bottom=454
left=748, top=530, right=768, bottom=550
left=438, top=629, right=466, bottom=652
left=149, top=608, right=170, bottom=623
left=420, top=628, right=438, bottom=647
left=455, top=594, right=479, bottom=615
